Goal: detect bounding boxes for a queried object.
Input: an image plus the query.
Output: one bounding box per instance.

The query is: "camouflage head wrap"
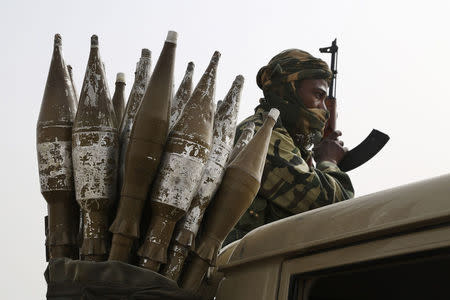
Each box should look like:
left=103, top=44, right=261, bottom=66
left=256, top=49, right=332, bottom=148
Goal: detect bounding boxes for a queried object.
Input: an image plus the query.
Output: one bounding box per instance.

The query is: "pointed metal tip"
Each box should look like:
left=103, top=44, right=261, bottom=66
left=166, top=31, right=178, bottom=44
left=116, top=72, right=126, bottom=83
left=91, top=35, right=99, bottom=47
left=54, top=34, right=62, bottom=47
left=141, top=48, right=151, bottom=58
left=234, top=75, right=245, bottom=85
left=209, top=51, right=221, bottom=65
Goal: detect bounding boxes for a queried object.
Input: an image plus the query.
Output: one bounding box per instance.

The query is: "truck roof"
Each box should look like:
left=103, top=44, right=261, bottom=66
left=221, top=173, right=450, bottom=269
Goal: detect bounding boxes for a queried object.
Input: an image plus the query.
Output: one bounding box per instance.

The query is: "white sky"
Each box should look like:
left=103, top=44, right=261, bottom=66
left=1, top=0, right=449, bottom=298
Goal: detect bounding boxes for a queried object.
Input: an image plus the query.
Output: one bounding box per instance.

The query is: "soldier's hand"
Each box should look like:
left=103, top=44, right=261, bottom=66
left=313, top=130, right=347, bottom=165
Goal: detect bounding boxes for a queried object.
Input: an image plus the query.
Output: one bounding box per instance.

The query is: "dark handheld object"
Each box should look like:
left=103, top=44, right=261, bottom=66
left=319, top=38, right=338, bottom=99
left=319, top=40, right=389, bottom=172
left=338, top=129, right=390, bottom=172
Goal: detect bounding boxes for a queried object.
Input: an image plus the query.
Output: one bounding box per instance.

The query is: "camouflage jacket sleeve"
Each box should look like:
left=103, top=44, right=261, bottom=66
left=225, top=109, right=355, bottom=244
left=260, top=127, right=354, bottom=216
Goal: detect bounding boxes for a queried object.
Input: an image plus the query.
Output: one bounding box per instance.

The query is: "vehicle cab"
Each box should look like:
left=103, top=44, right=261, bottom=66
left=207, top=174, right=450, bottom=300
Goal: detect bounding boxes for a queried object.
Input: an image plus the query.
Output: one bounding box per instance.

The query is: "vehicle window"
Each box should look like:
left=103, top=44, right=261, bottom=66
left=290, top=251, right=450, bottom=300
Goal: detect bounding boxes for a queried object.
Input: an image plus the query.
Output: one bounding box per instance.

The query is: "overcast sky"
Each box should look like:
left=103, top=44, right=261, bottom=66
left=1, top=0, right=449, bottom=298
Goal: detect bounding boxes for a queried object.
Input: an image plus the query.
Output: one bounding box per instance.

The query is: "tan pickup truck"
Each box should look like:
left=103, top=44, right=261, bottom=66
left=46, top=174, right=450, bottom=299
left=201, top=173, right=450, bottom=300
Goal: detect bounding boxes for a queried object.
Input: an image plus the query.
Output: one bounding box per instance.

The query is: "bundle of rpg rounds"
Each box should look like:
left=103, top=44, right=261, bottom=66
left=37, top=31, right=279, bottom=292
left=37, top=32, right=152, bottom=261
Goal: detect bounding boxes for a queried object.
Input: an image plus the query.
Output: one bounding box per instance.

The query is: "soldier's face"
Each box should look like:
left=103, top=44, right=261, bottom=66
left=295, top=79, right=328, bottom=110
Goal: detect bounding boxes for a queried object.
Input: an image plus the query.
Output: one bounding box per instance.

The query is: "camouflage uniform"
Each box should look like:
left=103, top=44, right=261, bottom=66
left=224, top=49, right=354, bottom=245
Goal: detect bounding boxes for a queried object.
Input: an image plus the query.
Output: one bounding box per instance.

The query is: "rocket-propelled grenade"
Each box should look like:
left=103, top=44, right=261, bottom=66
left=138, top=51, right=220, bottom=272
left=169, top=62, right=195, bottom=130
left=37, top=34, right=79, bottom=259
left=109, top=32, right=177, bottom=262
left=227, top=121, right=255, bottom=164
left=72, top=35, right=119, bottom=261
left=112, top=72, right=126, bottom=127
left=180, top=108, right=280, bottom=292
left=117, top=49, right=152, bottom=195
left=161, top=75, right=244, bottom=280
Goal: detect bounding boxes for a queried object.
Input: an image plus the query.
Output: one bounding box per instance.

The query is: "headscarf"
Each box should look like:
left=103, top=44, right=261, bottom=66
left=256, top=49, right=332, bottom=148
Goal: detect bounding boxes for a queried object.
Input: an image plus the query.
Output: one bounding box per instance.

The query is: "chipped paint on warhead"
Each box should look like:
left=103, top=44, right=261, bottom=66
left=72, top=131, right=118, bottom=205
left=152, top=148, right=208, bottom=212
left=179, top=76, right=244, bottom=234
left=169, top=62, right=194, bottom=130
left=152, top=98, right=214, bottom=212
left=213, top=75, right=243, bottom=145
left=81, top=66, right=108, bottom=108
left=121, top=52, right=152, bottom=132
left=198, top=52, right=220, bottom=100
left=181, top=140, right=230, bottom=234
left=148, top=50, right=217, bottom=246
left=118, top=51, right=152, bottom=182
left=182, top=159, right=223, bottom=234
left=228, top=122, right=255, bottom=164
left=37, top=140, right=73, bottom=192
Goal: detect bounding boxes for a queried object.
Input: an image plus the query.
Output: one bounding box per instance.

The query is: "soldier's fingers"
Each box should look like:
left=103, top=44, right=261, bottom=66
left=328, top=130, right=342, bottom=140
left=338, top=140, right=344, bottom=146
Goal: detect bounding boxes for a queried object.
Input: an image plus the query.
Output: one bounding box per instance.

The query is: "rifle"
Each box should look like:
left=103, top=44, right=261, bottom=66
left=319, top=39, right=389, bottom=172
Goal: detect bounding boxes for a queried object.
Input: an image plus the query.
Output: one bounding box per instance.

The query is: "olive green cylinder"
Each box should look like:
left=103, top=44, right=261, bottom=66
left=162, top=75, right=244, bottom=280
left=227, top=121, right=255, bottom=164
left=72, top=35, right=118, bottom=261
left=180, top=108, right=279, bottom=292
left=112, top=72, right=126, bottom=127
left=109, top=32, right=177, bottom=262
left=37, top=34, right=79, bottom=260
left=169, top=62, right=194, bottom=130
left=137, top=51, right=220, bottom=271
left=117, top=49, right=152, bottom=199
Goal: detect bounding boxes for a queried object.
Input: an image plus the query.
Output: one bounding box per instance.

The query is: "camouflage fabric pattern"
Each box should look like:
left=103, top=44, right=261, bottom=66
left=259, top=96, right=329, bottom=147
left=224, top=108, right=354, bottom=245
left=256, top=49, right=332, bottom=148
left=256, top=48, right=332, bottom=90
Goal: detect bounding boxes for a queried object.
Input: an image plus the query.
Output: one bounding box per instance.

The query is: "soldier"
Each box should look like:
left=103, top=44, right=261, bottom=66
left=224, top=49, right=354, bottom=245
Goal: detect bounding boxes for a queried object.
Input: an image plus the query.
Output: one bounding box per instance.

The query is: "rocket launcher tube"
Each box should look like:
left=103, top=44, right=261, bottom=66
left=112, top=72, right=126, bottom=127
left=161, top=75, right=244, bottom=280
left=117, top=49, right=152, bottom=193
left=37, top=34, right=79, bottom=259
left=227, top=121, right=256, bottom=164
left=73, top=35, right=119, bottom=261
left=169, top=62, right=195, bottom=131
left=109, top=32, right=177, bottom=262
left=180, top=108, right=279, bottom=292
left=137, top=51, right=220, bottom=271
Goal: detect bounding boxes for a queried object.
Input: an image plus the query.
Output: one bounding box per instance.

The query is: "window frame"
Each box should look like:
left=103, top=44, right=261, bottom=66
left=276, top=223, right=450, bottom=300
